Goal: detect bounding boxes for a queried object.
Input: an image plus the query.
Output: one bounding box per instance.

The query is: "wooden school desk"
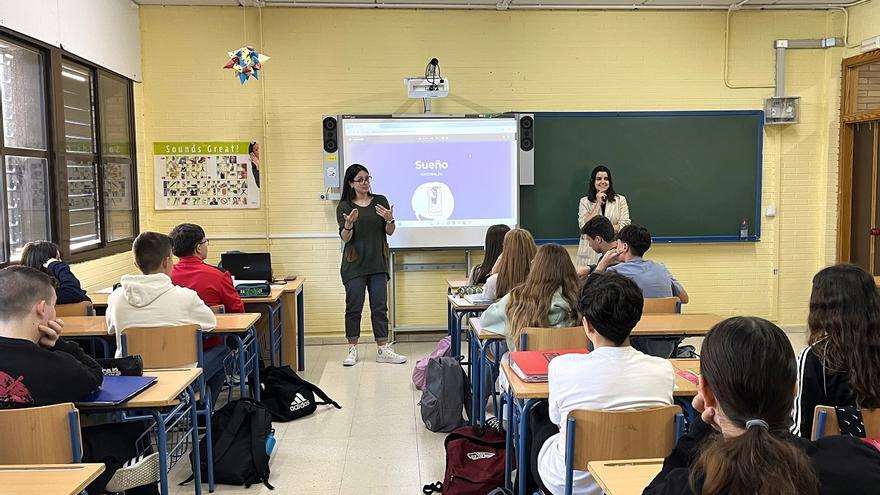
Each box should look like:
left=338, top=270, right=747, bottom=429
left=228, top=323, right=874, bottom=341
left=587, top=459, right=664, bottom=495
left=467, top=317, right=505, bottom=426
left=0, top=463, right=105, bottom=495
left=77, top=368, right=204, bottom=495
left=63, top=314, right=262, bottom=401
left=447, top=295, right=492, bottom=358
left=501, top=361, right=698, bottom=495
left=88, top=277, right=307, bottom=371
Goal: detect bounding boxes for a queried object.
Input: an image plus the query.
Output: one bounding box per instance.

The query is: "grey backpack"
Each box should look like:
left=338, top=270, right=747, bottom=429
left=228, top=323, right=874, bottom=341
left=419, top=356, right=472, bottom=432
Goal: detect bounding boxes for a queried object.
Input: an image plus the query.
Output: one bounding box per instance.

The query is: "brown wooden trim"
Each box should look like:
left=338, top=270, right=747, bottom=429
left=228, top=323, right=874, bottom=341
left=838, top=123, right=854, bottom=262
left=843, top=112, right=880, bottom=124
left=48, top=48, right=72, bottom=259
left=871, top=125, right=878, bottom=273
left=843, top=50, right=880, bottom=70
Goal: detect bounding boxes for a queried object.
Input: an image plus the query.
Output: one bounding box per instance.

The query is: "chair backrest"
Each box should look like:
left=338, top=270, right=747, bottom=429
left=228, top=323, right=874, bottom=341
left=0, top=403, right=81, bottom=464
left=643, top=297, right=679, bottom=314
left=123, top=324, right=200, bottom=368
left=568, top=405, right=680, bottom=471
left=812, top=405, right=880, bottom=440
left=521, top=326, right=588, bottom=351
left=55, top=301, right=94, bottom=317
left=209, top=304, right=225, bottom=314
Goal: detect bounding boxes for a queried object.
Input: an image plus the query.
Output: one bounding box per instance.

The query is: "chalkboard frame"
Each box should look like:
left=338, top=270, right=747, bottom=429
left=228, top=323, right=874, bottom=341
left=526, top=110, right=764, bottom=245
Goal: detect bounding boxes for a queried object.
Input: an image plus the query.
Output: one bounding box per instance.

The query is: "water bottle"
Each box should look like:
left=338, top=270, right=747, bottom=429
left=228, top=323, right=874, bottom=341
left=740, top=219, right=748, bottom=240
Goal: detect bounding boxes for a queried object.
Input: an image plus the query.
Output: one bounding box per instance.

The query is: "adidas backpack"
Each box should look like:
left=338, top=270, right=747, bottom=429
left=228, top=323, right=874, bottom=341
left=419, top=356, right=472, bottom=432
left=260, top=365, right=341, bottom=421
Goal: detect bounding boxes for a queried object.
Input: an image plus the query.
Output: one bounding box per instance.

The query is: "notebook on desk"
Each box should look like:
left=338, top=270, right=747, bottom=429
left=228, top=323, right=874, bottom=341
left=463, top=293, right=494, bottom=305
left=509, top=350, right=589, bottom=382
left=76, top=375, right=157, bottom=406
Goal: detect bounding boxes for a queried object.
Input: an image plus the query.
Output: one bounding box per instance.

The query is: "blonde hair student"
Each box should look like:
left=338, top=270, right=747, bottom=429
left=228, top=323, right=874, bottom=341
left=481, top=243, right=579, bottom=352
left=482, top=228, right=537, bottom=300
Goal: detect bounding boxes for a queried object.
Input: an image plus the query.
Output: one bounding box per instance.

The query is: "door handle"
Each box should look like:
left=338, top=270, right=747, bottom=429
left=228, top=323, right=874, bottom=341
left=872, top=228, right=880, bottom=236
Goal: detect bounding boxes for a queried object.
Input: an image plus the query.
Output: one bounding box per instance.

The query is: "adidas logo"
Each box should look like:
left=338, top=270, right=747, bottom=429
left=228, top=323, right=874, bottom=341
left=289, top=393, right=311, bottom=412
left=466, top=451, right=496, bottom=460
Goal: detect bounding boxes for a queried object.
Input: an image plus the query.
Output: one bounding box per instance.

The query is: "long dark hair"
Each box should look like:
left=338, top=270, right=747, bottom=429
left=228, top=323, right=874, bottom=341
left=808, top=264, right=880, bottom=408
left=691, top=317, right=818, bottom=495
left=475, top=224, right=510, bottom=284
left=20, top=240, right=61, bottom=274
left=586, top=165, right=617, bottom=203
left=341, top=163, right=371, bottom=202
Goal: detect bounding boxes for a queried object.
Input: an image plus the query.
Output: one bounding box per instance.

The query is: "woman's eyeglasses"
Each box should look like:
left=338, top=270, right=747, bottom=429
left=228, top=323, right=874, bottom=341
left=352, top=176, right=372, bottom=184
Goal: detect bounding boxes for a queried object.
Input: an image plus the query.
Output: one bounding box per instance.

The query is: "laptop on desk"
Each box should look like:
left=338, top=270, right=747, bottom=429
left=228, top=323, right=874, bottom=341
left=221, top=252, right=272, bottom=283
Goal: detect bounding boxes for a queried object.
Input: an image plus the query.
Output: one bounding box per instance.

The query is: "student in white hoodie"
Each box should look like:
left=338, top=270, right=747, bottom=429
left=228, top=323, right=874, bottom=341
left=106, top=232, right=223, bottom=407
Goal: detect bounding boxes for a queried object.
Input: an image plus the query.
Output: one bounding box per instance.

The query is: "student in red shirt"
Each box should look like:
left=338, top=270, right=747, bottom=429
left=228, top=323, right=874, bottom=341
left=169, top=223, right=245, bottom=314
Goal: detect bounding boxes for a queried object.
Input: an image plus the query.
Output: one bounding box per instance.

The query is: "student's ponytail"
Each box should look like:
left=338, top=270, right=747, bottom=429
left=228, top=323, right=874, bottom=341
left=692, top=421, right=817, bottom=495
left=690, top=317, right=819, bottom=495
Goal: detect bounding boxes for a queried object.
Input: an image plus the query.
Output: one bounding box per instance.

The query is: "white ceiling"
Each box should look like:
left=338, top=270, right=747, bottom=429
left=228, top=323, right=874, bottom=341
left=132, top=0, right=862, bottom=8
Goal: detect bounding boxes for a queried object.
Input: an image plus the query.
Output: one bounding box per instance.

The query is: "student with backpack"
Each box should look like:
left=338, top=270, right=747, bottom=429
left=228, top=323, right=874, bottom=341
left=481, top=228, right=537, bottom=301
left=535, top=272, right=674, bottom=495
left=644, top=316, right=880, bottom=495
left=791, top=264, right=880, bottom=437
left=468, top=224, right=511, bottom=285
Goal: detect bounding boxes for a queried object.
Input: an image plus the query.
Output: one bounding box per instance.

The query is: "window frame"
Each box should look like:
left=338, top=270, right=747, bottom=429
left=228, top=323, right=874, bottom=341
left=0, top=26, right=138, bottom=266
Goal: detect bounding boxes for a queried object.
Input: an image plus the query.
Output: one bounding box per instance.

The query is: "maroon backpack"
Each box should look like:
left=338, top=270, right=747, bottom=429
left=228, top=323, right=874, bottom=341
left=440, top=425, right=507, bottom=495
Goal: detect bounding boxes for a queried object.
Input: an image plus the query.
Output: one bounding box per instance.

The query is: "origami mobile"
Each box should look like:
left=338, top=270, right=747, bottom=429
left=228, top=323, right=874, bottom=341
left=224, top=46, right=270, bottom=84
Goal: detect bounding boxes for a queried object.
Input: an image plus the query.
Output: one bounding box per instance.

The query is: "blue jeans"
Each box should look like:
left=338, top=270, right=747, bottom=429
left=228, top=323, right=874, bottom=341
left=202, top=344, right=231, bottom=408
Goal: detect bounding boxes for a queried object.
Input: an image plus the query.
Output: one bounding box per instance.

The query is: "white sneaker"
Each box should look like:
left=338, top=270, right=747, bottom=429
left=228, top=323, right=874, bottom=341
left=343, top=345, right=358, bottom=366
left=105, top=452, right=160, bottom=492
left=376, top=343, right=407, bottom=364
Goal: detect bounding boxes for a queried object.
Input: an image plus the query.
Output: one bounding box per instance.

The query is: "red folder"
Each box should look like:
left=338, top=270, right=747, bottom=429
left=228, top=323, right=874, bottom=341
left=508, top=349, right=589, bottom=383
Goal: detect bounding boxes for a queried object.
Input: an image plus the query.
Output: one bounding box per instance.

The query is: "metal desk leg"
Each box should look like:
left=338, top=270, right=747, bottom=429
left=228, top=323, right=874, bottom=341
left=297, top=288, right=305, bottom=371
left=265, top=302, right=277, bottom=367
left=187, top=386, right=203, bottom=494
left=251, top=328, right=262, bottom=401
left=469, top=334, right=481, bottom=426
left=151, top=409, right=170, bottom=495
left=275, top=300, right=283, bottom=366
left=505, top=388, right=514, bottom=490
left=517, top=398, right=539, bottom=495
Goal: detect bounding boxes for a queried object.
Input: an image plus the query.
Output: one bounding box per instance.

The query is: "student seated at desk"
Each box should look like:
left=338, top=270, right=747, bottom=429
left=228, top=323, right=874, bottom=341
left=468, top=224, right=510, bottom=285
left=644, top=316, right=880, bottom=495
left=170, top=222, right=244, bottom=351
left=0, top=265, right=158, bottom=494
left=575, top=216, right=617, bottom=279
left=20, top=240, right=90, bottom=305
left=482, top=228, right=537, bottom=300
left=595, top=224, right=688, bottom=357
left=534, top=272, right=674, bottom=495
left=106, top=232, right=226, bottom=408
left=792, top=264, right=880, bottom=438
left=481, top=243, right=579, bottom=354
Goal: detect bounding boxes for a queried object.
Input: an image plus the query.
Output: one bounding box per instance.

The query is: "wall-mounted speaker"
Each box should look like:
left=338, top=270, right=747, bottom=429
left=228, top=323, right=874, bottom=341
left=323, top=115, right=342, bottom=190
left=517, top=113, right=535, bottom=185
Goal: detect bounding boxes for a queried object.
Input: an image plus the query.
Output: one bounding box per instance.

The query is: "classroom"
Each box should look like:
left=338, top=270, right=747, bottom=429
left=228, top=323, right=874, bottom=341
left=1, top=0, right=880, bottom=494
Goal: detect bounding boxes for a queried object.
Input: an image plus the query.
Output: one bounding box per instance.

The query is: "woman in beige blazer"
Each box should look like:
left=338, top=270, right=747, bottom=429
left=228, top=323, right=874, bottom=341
left=576, top=165, right=630, bottom=267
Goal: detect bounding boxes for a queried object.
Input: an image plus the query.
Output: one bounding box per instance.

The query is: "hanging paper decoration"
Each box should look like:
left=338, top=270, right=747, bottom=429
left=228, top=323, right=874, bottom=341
left=223, top=46, right=270, bottom=84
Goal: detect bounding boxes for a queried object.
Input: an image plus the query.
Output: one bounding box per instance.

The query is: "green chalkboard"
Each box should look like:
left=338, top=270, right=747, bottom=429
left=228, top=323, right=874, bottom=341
left=520, top=112, right=763, bottom=243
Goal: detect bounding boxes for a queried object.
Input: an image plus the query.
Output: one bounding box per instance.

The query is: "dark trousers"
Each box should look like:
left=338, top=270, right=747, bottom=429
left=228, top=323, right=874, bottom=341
left=521, top=401, right=557, bottom=495
left=344, top=273, right=389, bottom=341
left=82, top=422, right=159, bottom=494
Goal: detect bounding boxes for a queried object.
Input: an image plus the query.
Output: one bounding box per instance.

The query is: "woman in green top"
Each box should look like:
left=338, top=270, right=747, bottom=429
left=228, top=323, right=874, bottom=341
left=336, top=164, right=407, bottom=367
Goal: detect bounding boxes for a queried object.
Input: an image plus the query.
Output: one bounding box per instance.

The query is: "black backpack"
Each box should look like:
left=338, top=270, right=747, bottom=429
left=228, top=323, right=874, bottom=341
left=187, top=398, right=274, bottom=489
left=260, top=365, right=342, bottom=421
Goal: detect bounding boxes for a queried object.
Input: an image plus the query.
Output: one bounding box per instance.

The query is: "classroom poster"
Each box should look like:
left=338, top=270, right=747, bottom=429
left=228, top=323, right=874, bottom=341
left=154, top=141, right=260, bottom=209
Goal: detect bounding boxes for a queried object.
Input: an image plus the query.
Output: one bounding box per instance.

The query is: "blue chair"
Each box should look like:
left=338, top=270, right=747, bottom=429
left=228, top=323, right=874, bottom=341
left=561, top=405, right=684, bottom=495
left=812, top=405, right=880, bottom=440
left=0, top=402, right=83, bottom=463
left=122, top=324, right=218, bottom=492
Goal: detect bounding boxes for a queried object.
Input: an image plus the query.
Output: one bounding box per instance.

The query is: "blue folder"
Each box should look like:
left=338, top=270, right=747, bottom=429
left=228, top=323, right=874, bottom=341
left=77, top=375, right=158, bottom=406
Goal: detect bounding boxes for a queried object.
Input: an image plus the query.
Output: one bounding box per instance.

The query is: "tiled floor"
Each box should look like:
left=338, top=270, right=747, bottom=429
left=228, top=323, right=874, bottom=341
left=171, top=330, right=809, bottom=494
left=170, top=341, right=447, bottom=495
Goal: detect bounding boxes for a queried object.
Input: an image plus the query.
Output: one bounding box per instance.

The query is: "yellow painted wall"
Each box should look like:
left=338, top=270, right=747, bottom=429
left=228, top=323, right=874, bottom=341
left=123, top=6, right=864, bottom=336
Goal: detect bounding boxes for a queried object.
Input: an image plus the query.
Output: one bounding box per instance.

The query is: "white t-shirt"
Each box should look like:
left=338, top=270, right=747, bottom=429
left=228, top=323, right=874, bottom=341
left=482, top=273, right=499, bottom=300
left=537, top=346, right=675, bottom=495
